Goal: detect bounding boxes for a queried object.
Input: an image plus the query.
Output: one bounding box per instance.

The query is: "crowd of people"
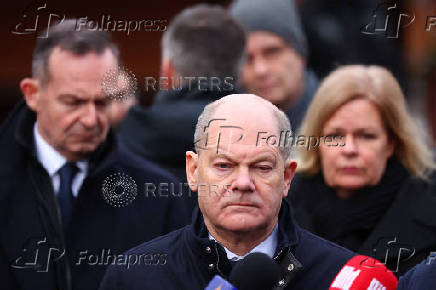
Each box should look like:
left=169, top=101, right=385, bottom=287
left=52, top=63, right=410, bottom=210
left=1, top=0, right=435, bottom=289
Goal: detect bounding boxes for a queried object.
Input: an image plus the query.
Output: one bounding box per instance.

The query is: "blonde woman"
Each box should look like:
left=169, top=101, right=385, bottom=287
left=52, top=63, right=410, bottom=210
left=288, top=65, right=436, bottom=276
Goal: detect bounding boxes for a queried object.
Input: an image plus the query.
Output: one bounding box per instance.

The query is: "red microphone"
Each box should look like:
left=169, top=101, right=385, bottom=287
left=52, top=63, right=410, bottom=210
left=329, top=255, right=397, bottom=290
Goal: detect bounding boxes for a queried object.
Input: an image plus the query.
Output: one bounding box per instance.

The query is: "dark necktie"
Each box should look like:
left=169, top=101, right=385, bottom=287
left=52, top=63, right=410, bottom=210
left=57, top=162, right=78, bottom=231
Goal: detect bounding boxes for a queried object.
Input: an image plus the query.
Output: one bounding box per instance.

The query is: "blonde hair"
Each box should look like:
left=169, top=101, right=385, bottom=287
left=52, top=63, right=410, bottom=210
left=297, top=65, right=435, bottom=179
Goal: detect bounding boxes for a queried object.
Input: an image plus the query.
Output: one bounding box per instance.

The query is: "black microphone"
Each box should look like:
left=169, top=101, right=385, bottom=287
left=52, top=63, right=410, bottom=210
left=229, top=252, right=280, bottom=290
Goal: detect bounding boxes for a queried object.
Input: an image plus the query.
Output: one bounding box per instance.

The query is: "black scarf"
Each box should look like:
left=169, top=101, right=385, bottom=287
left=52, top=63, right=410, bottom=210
left=300, top=157, right=409, bottom=251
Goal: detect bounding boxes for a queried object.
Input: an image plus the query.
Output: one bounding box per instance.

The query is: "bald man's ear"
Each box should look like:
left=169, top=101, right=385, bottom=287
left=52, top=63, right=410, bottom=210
left=282, top=160, right=297, bottom=198
left=20, top=78, right=41, bottom=112
left=186, top=151, right=199, bottom=192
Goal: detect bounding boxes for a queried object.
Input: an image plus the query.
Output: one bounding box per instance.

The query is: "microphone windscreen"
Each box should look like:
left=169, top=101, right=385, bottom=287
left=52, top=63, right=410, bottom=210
left=229, top=252, right=280, bottom=290
left=330, top=255, right=398, bottom=290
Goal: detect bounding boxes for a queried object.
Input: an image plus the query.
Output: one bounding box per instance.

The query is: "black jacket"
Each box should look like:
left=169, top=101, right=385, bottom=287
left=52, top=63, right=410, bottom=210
left=0, top=101, right=190, bottom=290
left=289, top=162, right=436, bottom=276
left=99, top=200, right=355, bottom=290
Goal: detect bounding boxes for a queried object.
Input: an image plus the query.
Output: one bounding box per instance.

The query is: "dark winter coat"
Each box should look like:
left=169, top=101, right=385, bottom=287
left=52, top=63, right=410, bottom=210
left=99, top=200, right=355, bottom=290
left=289, top=158, right=436, bottom=276
left=0, top=101, right=191, bottom=290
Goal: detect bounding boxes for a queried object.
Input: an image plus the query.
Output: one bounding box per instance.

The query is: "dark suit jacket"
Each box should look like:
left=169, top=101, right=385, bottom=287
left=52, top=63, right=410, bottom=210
left=0, top=101, right=191, bottom=290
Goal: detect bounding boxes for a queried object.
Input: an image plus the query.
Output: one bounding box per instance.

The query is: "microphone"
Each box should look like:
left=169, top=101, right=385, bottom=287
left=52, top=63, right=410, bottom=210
left=329, top=255, right=398, bottom=290
left=204, top=252, right=280, bottom=290
left=229, top=252, right=280, bottom=290
left=205, top=276, right=237, bottom=290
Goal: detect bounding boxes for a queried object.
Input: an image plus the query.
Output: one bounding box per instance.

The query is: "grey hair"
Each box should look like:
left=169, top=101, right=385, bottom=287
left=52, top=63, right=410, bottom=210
left=32, top=19, right=119, bottom=86
left=161, top=4, right=246, bottom=84
left=194, top=94, right=292, bottom=161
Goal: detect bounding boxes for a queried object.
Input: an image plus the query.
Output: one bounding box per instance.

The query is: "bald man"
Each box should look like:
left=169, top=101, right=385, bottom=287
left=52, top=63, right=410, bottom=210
left=99, top=94, right=354, bottom=290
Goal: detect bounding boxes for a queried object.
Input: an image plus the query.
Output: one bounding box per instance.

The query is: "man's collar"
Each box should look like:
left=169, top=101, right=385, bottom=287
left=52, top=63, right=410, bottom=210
left=208, top=224, right=278, bottom=261
left=188, top=200, right=299, bottom=258
left=13, top=101, right=114, bottom=177
left=33, top=122, right=88, bottom=176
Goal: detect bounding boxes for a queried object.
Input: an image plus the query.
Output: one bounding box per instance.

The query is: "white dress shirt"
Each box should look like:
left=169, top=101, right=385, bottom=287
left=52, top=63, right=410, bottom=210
left=209, top=224, right=278, bottom=261
left=33, top=122, right=88, bottom=197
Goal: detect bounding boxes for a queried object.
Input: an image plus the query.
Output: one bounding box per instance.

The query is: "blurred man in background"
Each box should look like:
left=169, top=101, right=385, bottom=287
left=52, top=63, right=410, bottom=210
left=0, top=20, right=189, bottom=290
left=108, top=97, right=137, bottom=130
left=118, top=4, right=245, bottom=194
left=230, top=0, right=318, bottom=131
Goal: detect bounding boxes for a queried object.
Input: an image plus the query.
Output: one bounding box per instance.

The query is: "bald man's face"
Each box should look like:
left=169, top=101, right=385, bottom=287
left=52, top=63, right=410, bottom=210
left=186, top=97, right=296, bottom=236
left=241, top=31, right=305, bottom=110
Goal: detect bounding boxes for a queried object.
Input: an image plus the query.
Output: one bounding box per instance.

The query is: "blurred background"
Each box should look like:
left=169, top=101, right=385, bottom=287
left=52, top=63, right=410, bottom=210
left=1, top=0, right=435, bottom=145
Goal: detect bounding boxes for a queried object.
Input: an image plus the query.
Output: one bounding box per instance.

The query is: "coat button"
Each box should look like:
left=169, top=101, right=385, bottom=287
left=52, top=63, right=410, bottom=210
left=205, top=246, right=212, bottom=253
left=278, top=279, right=285, bottom=286
left=288, top=264, right=294, bottom=271
left=208, top=263, right=215, bottom=270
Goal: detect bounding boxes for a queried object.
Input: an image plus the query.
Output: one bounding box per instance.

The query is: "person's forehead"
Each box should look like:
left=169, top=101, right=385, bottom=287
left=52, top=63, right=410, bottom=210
left=211, top=101, right=277, bottom=133
left=47, top=46, right=117, bottom=80
left=212, top=97, right=274, bottom=117
left=204, top=143, right=281, bottom=161
left=324, top=99, right=383, bottom=129
left=247, top=31, right=288, bottom=48
left=198, top=99, right=283, bottom=155
left=45, top=47, right=117, bottom=97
